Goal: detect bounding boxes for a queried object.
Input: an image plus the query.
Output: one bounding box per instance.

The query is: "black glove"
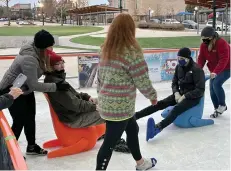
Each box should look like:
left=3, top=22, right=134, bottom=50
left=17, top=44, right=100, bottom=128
left=56, top=82, right=70, bottom=91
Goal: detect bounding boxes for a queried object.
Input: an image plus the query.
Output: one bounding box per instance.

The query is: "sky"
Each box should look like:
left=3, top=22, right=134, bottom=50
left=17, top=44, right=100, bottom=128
left=6, top=0, right=108, bottom=6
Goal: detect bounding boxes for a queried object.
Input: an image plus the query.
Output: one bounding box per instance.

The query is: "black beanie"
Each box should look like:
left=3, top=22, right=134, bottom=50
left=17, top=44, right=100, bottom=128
left=201, top=26, right=216, bottom=38
left=177, top=47, right=191, bottom=59
left=34, top=29, right=55, bottom=49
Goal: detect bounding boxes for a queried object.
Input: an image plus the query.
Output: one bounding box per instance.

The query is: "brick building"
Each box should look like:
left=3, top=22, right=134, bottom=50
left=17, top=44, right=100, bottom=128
left=108, top=0, right=186, bottom=17
left=11, top=3, right=32, bottom=18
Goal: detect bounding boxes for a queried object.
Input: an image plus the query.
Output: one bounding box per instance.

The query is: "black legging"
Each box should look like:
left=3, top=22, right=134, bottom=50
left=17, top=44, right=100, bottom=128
left=8, top=92, right=36, bottom=145
left=96, top=116, right=142, bottom=170
left=135, top=94, right=200, bottom=129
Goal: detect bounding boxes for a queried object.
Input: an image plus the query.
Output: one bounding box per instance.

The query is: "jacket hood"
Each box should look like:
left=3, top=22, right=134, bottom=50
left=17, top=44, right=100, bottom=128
left=19, top=42, right=40, bottom=60
left=45, top=70, right=66, bottom=83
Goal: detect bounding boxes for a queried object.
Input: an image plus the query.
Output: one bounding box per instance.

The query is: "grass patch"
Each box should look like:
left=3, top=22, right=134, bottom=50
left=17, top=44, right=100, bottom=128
left=71, top=36, right=230, bottom=48
left=0, top=26, right=103, bottom=36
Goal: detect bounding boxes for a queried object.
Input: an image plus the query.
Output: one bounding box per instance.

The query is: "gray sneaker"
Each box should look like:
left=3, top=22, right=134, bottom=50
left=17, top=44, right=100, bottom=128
left=136, top=158, right=157, bottom=171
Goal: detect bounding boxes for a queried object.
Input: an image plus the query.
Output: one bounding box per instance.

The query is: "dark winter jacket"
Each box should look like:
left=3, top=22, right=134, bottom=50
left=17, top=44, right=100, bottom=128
left=44, top=70, right=97, bottom=123
left=0, top=43, right=56, bottom=94
left=0, top=94, right=14, bottom=110
left=172, top=59, right=205, bottom=99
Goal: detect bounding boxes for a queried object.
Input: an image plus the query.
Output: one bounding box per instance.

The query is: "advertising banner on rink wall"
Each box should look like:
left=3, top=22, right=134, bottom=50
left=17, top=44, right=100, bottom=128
left=78, top=50, right=199, bottom=88
left=144, top=53, right=162, bottom=83
left=78, top=55, right=99, bottom=88
left=160, top=50, right=197, bottom=81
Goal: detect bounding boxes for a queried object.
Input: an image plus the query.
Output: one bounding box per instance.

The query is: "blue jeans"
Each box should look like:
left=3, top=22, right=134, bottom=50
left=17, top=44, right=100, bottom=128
left=210, top=70, right=230, bottom=109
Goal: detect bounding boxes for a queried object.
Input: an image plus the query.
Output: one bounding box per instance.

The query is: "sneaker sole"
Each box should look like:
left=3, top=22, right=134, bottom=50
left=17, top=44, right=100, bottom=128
left=26, top=152, right=47, bottom=156
left=136, top=158, right=157, bottom=170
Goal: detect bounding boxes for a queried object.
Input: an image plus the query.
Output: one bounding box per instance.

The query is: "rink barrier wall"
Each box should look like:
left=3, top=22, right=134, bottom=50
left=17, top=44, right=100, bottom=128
left=0, top=48, right=207, bottom=89
left=0, top=111, right=28, bottom=170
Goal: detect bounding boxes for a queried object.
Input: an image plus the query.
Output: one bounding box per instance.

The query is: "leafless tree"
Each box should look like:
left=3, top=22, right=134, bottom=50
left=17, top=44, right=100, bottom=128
left=40, top=0, right=57, bottom=21
left=0, top=0, right=11, bottom=26
left=155, top=4, right=162, bottom=16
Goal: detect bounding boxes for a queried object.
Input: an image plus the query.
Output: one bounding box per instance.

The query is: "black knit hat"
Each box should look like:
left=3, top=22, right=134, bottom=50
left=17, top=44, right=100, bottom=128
left=34, top=29, right=55, bottom=49
left=177, top=47, right=191, bottom=59
left=201, top=26, right=216, bottom=38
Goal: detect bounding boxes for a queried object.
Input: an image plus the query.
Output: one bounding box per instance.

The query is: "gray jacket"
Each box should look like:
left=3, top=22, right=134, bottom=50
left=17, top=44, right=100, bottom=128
left=0, top=94, right=14, bottom=110
left=0, top=43, right=56, bottom=94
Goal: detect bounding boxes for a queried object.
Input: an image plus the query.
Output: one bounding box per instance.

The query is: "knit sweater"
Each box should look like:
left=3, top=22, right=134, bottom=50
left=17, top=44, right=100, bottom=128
left=97, top=49, right=157, bottom=121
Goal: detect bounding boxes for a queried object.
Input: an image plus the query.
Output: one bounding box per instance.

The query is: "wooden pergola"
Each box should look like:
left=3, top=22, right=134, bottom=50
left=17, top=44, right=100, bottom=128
left=185, top=0, right=230, bottom=8
left=68, top=5, right=124, bottom=14
left=185, top=0, right=230, bottom=34
left=67, top=5, right=128, bottom=25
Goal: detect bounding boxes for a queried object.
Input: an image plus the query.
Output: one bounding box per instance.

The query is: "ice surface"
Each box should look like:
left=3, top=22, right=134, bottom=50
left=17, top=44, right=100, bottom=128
left=2, top=80, right=230, bottom=170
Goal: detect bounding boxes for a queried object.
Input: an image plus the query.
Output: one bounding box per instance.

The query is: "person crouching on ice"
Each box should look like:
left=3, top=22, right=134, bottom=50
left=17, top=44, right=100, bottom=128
left=44, top=50, right=130, bottom=153
left=135, top=48, right=205, bottom=139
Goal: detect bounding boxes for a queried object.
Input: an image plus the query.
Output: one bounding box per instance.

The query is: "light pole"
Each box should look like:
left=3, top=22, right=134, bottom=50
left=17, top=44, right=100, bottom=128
left=212, top=0, right=216, bottom=29
left=120, top=0, right=122, bottom=13
left=61, top=5, right=63, bottom=26
left=39, top=2, right=44, bottom=26
left=194, top=6, right=198, bottom=23
left=194, top=7, right=199, bottom=34
left=73, top=0, right=78, bottom=25
left=148, top=7, right=154, bottom=21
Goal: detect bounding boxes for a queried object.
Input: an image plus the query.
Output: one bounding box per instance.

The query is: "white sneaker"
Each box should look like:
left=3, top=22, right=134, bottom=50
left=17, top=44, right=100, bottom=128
left=217, top=105, right=227, bottom=114
left=136, top=158, right=157, bottom=171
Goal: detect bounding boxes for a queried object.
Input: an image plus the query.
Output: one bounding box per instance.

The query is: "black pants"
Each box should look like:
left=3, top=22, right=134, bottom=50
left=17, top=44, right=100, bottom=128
left=135, top=94, right=200, bottom=129
left=8, top=92, right=36, bottom=145
left=96, top=116, right=142, bottom=170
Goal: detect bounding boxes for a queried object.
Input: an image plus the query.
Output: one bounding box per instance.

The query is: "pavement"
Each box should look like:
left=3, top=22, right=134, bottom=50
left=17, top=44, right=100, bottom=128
left=0, top=47, right=92, bottom=56
left=0, top=21, right=230, bottom=51
left=59, top=25, right=230, bottom=49
left=58, top=26, right=108, bottom=50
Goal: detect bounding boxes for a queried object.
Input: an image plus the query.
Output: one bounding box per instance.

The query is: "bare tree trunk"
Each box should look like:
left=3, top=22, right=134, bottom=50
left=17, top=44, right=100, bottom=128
left=61, top=6, right=63, bottom=26
left=6, top=0, right=11, bottom=26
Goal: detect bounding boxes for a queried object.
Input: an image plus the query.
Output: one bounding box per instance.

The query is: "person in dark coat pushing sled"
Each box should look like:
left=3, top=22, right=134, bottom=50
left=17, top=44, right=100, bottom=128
left=135, top=47, right=212, bottom=140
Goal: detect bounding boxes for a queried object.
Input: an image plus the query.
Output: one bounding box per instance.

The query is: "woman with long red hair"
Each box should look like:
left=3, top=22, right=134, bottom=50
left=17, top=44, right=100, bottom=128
left=96, top=13, right=158, bottom=170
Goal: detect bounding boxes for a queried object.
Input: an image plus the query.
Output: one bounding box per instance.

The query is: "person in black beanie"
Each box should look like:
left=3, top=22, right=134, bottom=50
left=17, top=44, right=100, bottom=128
left=135, top=47, right=205, bottom=139
left=0, top=29, right=70, bottom=156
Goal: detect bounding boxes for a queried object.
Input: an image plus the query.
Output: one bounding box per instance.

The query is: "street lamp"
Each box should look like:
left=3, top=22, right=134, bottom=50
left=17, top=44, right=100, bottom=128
left=194, top=7, right=199, bottom=34
left=119, top=0, right=123, bottom=13
left=72, top=0, right=78, bottom=25
left=148, top=7, right=154, bottom=21
left=194, top=6, right=198, bottom=22
left=39, top=2, right=44, bottom=26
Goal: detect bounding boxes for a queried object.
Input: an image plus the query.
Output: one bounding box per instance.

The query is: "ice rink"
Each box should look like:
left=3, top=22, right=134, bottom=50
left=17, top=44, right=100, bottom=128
left=1, top=80, right=230, bottom=170
left=0, top=57, right=230, bottom=170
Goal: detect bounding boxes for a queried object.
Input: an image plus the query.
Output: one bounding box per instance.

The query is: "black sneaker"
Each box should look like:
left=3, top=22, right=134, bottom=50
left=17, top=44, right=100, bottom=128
left=116, top=138, right=127, bottom=145
left=114, top=138, right=131, bottom=154
left=26, top=144, right=48, bottom=156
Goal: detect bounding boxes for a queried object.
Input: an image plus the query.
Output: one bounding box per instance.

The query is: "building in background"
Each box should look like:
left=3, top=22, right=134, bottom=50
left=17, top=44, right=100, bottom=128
left=11, top=3, right=32, bottom=19
left=108, top=0, right=186, bottom=20
left=71, top=0, right=89, bottom=8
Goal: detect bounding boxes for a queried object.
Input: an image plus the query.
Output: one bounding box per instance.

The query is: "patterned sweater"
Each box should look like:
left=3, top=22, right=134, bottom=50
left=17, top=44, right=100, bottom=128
left=97, top=49, right=157, bottom=121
